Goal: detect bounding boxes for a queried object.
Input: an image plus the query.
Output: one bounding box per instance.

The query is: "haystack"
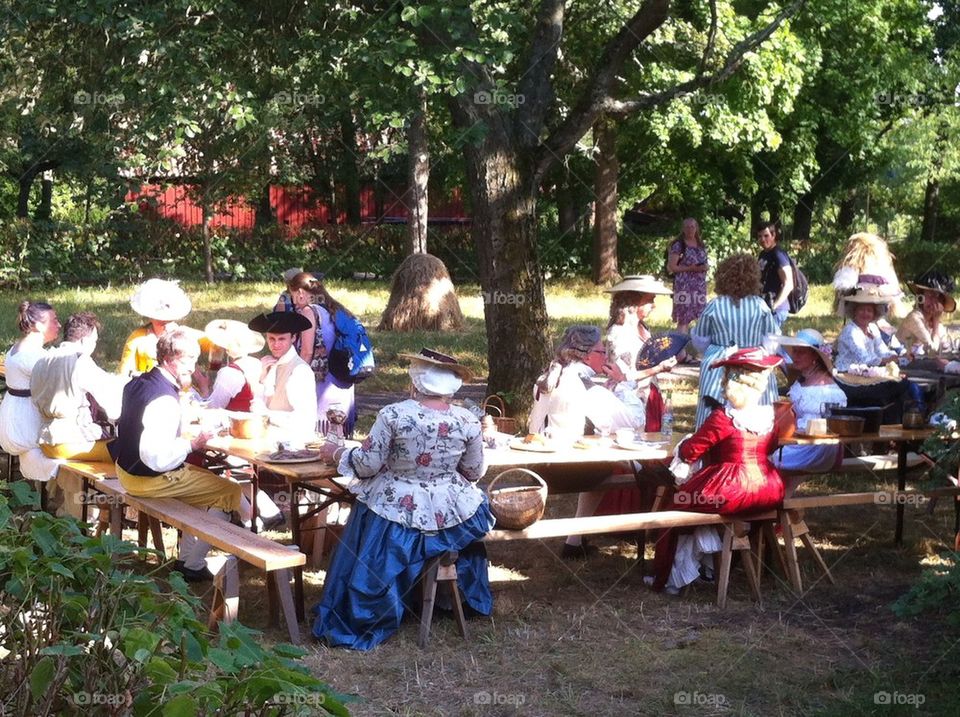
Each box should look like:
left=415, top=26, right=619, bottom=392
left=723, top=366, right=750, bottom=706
left=379, top=253, right=465, bottom=331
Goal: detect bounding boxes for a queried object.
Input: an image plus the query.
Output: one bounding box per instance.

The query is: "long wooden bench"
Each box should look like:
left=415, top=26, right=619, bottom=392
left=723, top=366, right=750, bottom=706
left=57, top=462, right=306, bottom=643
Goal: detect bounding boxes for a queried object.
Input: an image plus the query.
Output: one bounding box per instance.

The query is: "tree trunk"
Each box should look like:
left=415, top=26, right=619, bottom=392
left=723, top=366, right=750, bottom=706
left=837, top=192, right=857, bottom=234
left=17, top=173, right=33, bottom=218
left=405, top=92, right=429, bottom=256
left=791, top=192, right=815, bottom=246
left=254, top=183, right=273, bottom=230
left=457, top=125, right=550, bottom=417
left=340, top=113, right=361, bottom=225
left=921, top=178, right=940, bottom=242
left=556, top=167, right=578, bottom=238
left=592, top=117, right=619, bottom=285
left=34, top=171, right=53, bottom=221
left=202, top=202, right=214, bottom=283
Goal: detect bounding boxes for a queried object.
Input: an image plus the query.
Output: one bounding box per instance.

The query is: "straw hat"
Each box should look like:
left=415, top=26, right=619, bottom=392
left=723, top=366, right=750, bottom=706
left=204, top=319, right=265, bottom=358
left=398, top=348, right=473, bottom=381
left=777, top=328, right=834, bottom=373
left=710, top=346, right=782, bottom=370
left=907, top=270, right=956, bottom=313
left=130, top=279, right=192, bottom=321
left=247, top=311, right=312, bottom=335
left=605, top=275, right=673, bottom=295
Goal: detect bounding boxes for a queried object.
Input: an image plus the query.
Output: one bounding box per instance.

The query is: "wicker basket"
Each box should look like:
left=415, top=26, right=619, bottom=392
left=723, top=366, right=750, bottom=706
left=482, top=395, right=518, bottom=435
left=487, top=468, right=548, bottom=530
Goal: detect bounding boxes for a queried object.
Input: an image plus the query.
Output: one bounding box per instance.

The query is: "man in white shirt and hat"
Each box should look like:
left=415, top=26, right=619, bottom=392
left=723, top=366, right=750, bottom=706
left=248, top=311, right=318, bottom=442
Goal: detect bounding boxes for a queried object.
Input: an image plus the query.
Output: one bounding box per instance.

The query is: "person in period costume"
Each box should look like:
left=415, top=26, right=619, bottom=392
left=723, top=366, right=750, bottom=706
left=896, top=271, right=955, bottom=362
left=771, top=329, right=847, bottom=494
left=248, top=311, right=318, bottom=444
left=691, top=253, right=780, bottom=429
left=312, top=349, right=492, bottom=650
left=667, top=217, right=709, bottom=334
left=834, top=285, right=920, bottom=423
left=0, top=301, right=61, bottom=484
left=113, top=329, right=247, bottom=582
left=119, top=279, right=194, bottom=377
left=199, top=319, right=266, bottom=412
left=833, top=232, right=909, bottom=320
left=285, top=272, right=357, bottom=437
left=649, top=348, right=785, bottom=594
left=32, top=312, right=126, bottom=464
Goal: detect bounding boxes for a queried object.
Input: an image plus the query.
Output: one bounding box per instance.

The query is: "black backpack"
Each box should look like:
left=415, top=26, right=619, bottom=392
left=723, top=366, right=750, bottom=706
left=787, top=255, right=808, bottom=314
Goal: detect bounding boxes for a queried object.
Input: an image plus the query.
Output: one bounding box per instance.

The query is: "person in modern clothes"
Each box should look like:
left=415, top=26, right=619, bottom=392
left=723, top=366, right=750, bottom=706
left=691, top=254, right=780, bottom=429
left=312, top=349, right=493, bottom=650
left=113, top=329, right=247, bottom=582
left=274, top=266, right=303, bottom=313
left=248, top=311, right=319, bottom=444
left=649, top=348, right=785, bottom=594
left=756, top=221, right=794, bottom=327
left=771, top=329, right=846, bottom=494
left=285, top=272, right=357, bottom=437
left=668, top=217, right=709, bottom=334
left=0, top=301, right=61, bottom=484
left=32, top=312, right=126, bottom=464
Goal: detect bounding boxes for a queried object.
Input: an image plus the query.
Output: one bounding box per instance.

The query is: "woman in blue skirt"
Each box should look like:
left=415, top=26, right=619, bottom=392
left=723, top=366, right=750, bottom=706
left=312, top=349, right=493, bottom=649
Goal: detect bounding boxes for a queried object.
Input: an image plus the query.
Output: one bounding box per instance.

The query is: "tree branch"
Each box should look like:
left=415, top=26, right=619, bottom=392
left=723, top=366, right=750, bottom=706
left=534, top=0, right=670, bottom=181
left=605, top=0, right=806, bottom=115
left=514, top=0, right=565, bottom=147
left=698, top=0, right=719, bottom=75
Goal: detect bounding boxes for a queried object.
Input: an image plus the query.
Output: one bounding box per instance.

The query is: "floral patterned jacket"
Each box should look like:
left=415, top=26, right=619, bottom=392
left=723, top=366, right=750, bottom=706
left=337, top=399, right=487, bottom=531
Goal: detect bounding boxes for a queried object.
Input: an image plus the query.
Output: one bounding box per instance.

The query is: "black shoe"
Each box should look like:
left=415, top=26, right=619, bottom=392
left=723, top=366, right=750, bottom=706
left=561, top=541, right=599, bottom=560
left=171, top=561, right=215, bottom=582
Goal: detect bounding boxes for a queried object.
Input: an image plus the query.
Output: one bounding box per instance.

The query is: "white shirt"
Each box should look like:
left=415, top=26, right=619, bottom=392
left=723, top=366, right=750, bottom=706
left=140, top=367, right=191, bottom=473
left=262, top=346, right=318, bottom=440
left=201, top=355, right=264, bottom=411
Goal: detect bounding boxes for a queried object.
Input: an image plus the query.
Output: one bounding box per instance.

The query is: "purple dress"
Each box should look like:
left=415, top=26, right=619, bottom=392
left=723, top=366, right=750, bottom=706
left=670, top=240, right=708, bottom=324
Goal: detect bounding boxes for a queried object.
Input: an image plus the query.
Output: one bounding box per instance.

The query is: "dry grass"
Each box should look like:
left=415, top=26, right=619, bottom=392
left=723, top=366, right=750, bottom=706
left=15, top=279, right=960, bottom=715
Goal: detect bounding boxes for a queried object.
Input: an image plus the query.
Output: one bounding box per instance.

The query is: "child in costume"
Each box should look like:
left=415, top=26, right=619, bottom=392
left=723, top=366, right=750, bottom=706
left=648, top=347, right=785, bottom=594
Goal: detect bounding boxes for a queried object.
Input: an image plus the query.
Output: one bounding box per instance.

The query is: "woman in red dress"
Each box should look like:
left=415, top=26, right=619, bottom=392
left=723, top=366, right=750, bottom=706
left=649, top=347, right=785, bottom=593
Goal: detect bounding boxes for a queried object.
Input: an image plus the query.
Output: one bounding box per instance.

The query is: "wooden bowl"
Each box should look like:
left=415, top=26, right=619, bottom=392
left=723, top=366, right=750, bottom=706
left=229, top=413, right=268, bottom=440
left=826, top=415, right=865, bottom=437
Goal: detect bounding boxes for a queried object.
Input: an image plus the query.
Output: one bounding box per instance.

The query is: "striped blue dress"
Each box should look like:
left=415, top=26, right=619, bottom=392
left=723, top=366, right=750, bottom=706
left=691, top=295, right=780, bottom=429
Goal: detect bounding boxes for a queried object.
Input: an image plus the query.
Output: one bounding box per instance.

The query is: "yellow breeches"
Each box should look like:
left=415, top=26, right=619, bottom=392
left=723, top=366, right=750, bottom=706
left=42, top=440, right=113, bottom=462
left=116, top=463, right=242, bottom=513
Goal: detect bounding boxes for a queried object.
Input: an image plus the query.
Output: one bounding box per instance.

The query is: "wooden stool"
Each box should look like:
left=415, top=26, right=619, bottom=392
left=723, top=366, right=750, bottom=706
left=418, top=550, right=467, bottom=648
left=716, top=520, right=766, bottom=609
left=778, top=508, right=835, bottom=593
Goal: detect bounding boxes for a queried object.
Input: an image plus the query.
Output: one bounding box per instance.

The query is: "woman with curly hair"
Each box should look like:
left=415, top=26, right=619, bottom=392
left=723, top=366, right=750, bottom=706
left=691, top=254, right=780, bottom=429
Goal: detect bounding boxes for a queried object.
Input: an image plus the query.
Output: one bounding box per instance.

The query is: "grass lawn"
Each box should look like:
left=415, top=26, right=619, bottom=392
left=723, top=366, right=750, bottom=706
left=6, top=279, right=960, bottom=715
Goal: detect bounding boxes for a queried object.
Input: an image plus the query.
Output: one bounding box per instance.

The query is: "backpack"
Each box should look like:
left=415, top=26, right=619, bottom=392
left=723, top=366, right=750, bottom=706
left=663, top=240, right=686, bottom=277
left=327, top=309, right=375, bottom=384
left=787, top=255, right=809, bottom=314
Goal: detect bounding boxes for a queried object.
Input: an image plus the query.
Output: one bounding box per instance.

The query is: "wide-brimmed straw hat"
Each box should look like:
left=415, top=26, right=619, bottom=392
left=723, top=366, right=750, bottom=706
left=711, top=346, right=782, bottom=370
left=248, top=311, right=312, bottom=335
left=907, top=271, right=956, bottom=313
left=777, top=328, right=834, bottom=373
left=841, top=285, right=892, bottom=318
left=130, top=279, right=192, bottom=321
left=605, top=275, right=673, bottom=295
left=398, top=348, right=473, bottom=381
left=205, top=319, right=265, bottom=358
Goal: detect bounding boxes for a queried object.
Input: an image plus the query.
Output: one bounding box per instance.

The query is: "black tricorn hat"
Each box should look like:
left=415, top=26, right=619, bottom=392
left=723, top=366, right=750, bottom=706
left=247, top=311, right=312, bottom=334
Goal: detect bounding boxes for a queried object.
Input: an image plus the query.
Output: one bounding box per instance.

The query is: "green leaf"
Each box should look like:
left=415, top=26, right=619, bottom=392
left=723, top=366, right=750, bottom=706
left=30, top=657, right=55, bottom=700
left=39, top=644, right=85, bottom=656
left=400, top=6, right=417, bottom=23
left=8, top=480, right=38, bottom=507
left=49, top=563, right=74, bottom=579
left=33, top=527, right=59, bottom=555
left=145, top=657, right=179, bottom=686
left=122, top=627, right=160, bottom=660
left=162, top=695, right=198, bottom=717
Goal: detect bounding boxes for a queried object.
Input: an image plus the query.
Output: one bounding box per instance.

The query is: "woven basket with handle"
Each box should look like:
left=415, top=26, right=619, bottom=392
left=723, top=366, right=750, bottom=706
left=482, top=395, right=518, bottom=435
left=487, top=468, right=548, bottom=530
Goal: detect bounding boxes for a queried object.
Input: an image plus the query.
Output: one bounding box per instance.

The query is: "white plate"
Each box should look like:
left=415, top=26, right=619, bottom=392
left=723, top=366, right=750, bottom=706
left=257, top=450, right=322, bottom=464
left=508, top=438, right=557, bottom=453
left=614, top=438, right=668, bottom=451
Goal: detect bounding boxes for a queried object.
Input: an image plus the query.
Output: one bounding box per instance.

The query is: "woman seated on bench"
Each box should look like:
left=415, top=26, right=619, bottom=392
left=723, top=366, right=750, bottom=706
left=834, top=285, right=922, bottom=423
left=313, top=349, right=492, bottom=650
left=773, top=329, right=846, bottom=494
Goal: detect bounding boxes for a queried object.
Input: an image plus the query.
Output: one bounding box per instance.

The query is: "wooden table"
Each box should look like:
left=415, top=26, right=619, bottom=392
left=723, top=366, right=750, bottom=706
left=783, top=424, right=936, bottom=544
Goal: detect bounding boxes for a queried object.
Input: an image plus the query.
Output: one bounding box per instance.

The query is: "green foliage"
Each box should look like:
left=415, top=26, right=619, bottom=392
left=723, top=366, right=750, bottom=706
left=0, top=482, right=351, bottom=716
left=891, top=554, right=960, bottom=628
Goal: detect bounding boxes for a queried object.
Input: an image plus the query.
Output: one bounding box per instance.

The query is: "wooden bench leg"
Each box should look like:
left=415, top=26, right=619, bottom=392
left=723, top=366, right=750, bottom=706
left=757, top=521, right=789, bottom=581
left=270, top=568, right=301, bottom=644
left=207, top=556, right=240, bottom=631
left=418, top=557, right=441, bottom=648
left=779, top=510, right=803, bottom=593
left=717, top=522, right=762, bottom=609
left=149, top=517, right=165, bottom=560
left=785, top=509, right=835, bottom=587
left=440, top=552, right=466, bottom=640
left=717, top=526, right=734, bottom=609
left=108, top=498, right=123, bottom=537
